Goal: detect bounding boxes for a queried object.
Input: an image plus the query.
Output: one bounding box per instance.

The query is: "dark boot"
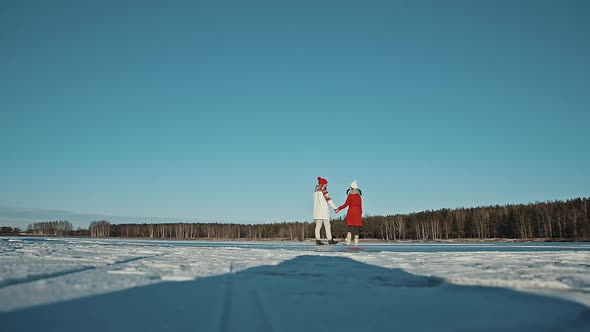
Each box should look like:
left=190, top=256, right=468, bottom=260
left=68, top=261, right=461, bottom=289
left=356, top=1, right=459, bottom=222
left=328, top=239, right=338, bottom=245
left=315, top=240, right=324, bottom=245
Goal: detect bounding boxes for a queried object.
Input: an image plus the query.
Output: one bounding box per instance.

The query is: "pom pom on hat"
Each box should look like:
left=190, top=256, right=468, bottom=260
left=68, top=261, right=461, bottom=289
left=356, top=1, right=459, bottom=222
left=350, top=180, right=358, bottom=189
left=317, top=177, right=328, bottom=185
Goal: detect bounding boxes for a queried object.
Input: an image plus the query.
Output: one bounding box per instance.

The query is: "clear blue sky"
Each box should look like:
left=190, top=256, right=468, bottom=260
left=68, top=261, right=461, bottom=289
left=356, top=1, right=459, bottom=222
left=1, top=0, right=589, bottom=228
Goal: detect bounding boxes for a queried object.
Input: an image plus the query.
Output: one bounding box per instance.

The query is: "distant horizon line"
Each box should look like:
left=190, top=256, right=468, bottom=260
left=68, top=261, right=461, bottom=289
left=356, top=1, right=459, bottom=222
left=0, top=205, right=273, bottom=228
left=2, top=195, right=588, bottom=228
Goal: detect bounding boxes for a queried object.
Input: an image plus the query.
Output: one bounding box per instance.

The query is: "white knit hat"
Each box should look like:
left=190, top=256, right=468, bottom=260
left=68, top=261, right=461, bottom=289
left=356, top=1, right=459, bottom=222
left=350, top=180, right=358, bottom=189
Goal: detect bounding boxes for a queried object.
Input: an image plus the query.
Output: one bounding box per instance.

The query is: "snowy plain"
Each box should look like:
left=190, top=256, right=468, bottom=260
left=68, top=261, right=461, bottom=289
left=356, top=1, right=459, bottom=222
left=1, top=237, right=589, bottom=331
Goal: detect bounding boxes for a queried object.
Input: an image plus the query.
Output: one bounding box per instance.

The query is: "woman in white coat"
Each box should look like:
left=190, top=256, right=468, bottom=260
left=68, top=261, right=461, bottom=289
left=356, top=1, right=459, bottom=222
left=313, top=177, right=338, bottom=245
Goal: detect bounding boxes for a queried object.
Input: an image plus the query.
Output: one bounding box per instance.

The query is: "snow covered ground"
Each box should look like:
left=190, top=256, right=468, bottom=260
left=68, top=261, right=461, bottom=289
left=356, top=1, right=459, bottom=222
left=1, top=237, right=589, bottom=331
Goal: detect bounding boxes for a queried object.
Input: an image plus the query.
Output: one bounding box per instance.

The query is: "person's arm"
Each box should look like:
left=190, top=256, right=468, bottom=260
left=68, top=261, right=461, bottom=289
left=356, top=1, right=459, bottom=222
left=322, top=187, right=337, bottom=209
left=336, top=195, right=351, bottom=212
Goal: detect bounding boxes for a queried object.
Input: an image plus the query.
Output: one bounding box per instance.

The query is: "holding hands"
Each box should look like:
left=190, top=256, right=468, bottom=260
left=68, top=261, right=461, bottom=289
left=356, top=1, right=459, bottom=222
left=334, top=208, right=339, bottom=213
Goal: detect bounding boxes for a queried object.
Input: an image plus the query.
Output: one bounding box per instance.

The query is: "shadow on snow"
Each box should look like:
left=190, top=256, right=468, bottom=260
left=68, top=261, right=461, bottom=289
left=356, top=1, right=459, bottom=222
left=2, top=255, right=589, bottom=332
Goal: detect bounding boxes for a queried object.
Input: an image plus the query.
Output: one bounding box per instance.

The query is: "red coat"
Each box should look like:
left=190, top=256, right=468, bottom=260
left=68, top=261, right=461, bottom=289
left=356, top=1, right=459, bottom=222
left=338, top=193, right=363, bottom=226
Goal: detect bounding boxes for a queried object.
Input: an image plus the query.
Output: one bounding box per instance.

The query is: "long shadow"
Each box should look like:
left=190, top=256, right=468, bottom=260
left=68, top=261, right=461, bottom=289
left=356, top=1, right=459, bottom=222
left=1, top=255, right=589, bottom=332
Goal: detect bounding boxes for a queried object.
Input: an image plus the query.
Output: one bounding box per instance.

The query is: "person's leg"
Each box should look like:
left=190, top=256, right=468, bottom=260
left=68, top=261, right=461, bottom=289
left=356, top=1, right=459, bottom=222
left=350, top=226, right=360, bottom=237
left=314, top=219, right=322, bottom=240
left=314, top=219, right=324, bottom=245
left=324, top=220, right=338, bottom=244
left=352, top=226, right=360, bottom=245
left=323, top=219, right=332, bottom=240
left=345, top=226, right=353, bottom=245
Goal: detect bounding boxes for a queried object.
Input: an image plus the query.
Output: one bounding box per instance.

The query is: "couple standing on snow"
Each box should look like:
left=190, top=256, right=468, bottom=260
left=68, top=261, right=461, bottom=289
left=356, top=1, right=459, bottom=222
left=313, top=177, right=363, bottom=246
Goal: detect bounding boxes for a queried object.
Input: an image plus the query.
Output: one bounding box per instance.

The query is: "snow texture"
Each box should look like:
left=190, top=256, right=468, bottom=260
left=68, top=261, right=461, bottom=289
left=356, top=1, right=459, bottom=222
left=1, top=237, right=589, bottom=331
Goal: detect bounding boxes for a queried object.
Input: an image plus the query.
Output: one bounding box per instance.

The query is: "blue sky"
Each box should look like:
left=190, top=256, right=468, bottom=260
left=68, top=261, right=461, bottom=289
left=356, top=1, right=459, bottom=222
left=1, top=0, right=589, bottom=228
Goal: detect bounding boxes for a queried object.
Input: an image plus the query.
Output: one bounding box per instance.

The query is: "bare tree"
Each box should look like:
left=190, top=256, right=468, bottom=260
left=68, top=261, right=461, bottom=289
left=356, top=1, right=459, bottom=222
left=473, top=209, right=490, bottom=239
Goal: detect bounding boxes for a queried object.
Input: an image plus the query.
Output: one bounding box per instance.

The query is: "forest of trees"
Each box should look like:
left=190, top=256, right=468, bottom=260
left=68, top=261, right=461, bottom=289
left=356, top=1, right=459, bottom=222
left=84, top=197, right=590, bottom=241
left=89, top=220, right=111, bottom=237
left=0, top=226, right=21, bottom=235
left=90, top=221, right=310, bottom=241
left=5, top=197, right=588, bottom=241
left=360, top=197, right=590, bottom=241
left=27, top=220, right=74, bottom=236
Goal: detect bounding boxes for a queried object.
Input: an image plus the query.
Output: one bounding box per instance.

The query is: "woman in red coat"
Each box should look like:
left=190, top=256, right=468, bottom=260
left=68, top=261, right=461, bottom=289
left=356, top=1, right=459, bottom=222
left=335, top=180, right=363, bottom=245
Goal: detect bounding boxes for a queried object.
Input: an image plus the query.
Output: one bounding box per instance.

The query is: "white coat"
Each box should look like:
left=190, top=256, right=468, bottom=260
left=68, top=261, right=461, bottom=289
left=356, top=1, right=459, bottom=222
left=313, top=185, right=337, bottom=220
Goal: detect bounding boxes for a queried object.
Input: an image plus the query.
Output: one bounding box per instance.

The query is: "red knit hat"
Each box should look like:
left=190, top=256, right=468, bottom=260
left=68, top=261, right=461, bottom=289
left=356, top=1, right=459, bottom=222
left=317, top=177, right=328, bottom=185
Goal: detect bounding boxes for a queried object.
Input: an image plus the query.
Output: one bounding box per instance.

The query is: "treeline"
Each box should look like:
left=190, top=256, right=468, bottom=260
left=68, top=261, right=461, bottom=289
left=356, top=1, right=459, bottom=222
left=90, top=220, right=111, bottom=237
left=0, top=226, right=22, bottom=235
left=84, top=197, right=589, bottom=241
left=28, top=220, right=74, bottom=236
left=360, top=197, right=589, bottom=241
left=7, top=197, right=589, bottom=241
left=90, top=221, right=309, bottom=241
